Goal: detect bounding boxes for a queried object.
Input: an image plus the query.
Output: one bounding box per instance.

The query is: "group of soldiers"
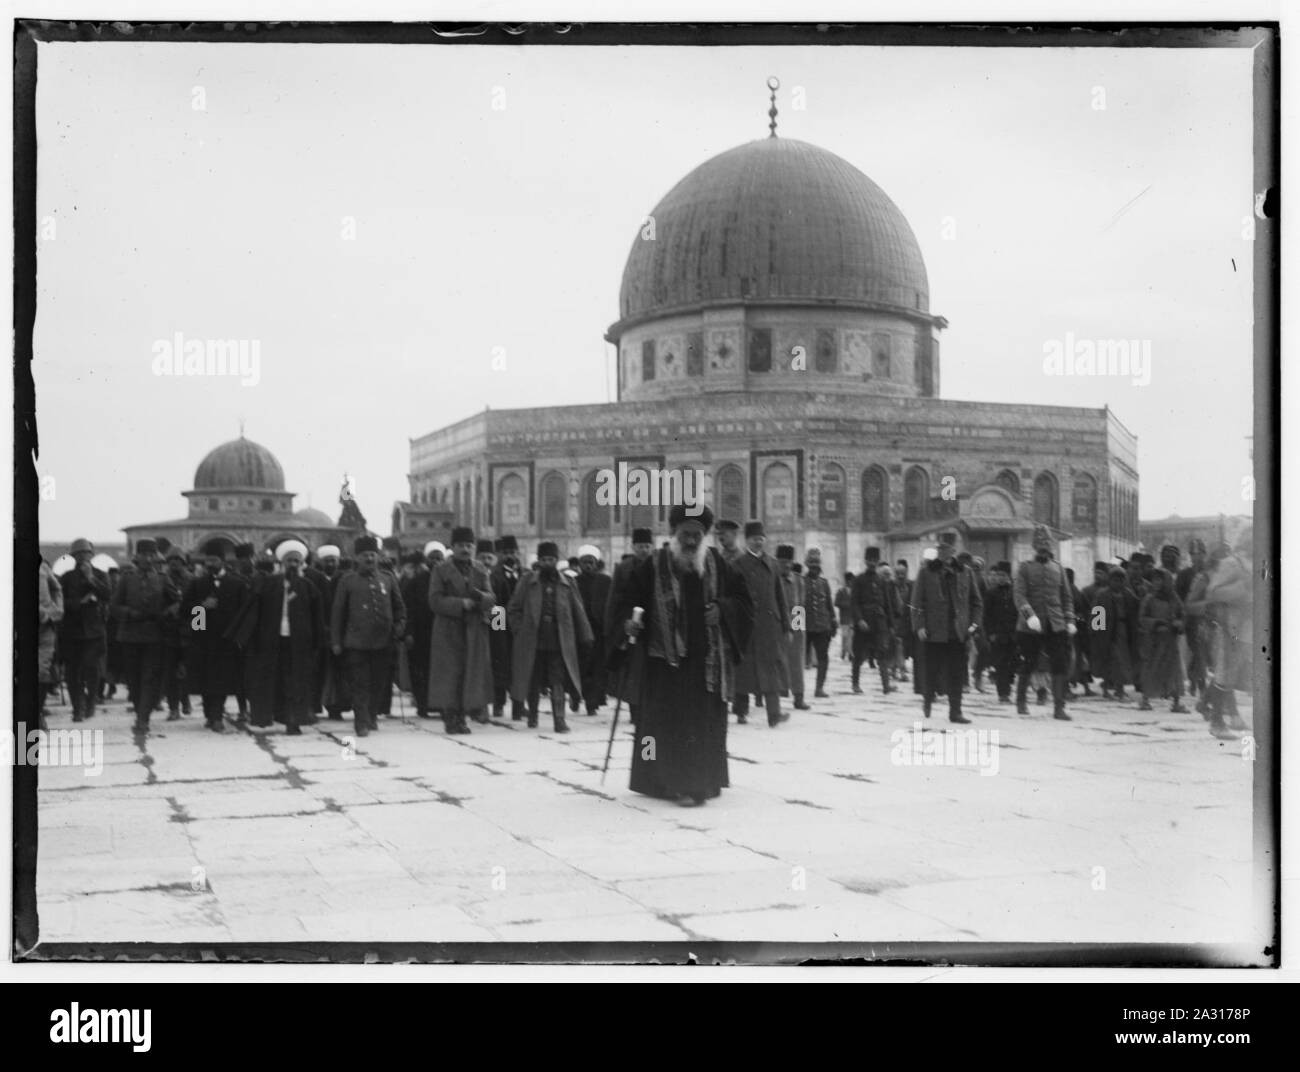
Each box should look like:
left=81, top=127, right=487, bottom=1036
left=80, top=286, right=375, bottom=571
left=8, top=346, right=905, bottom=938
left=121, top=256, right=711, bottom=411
left=825, top=527, right=1254, bottom=741
left=37, top=516, right=1253, bottom=746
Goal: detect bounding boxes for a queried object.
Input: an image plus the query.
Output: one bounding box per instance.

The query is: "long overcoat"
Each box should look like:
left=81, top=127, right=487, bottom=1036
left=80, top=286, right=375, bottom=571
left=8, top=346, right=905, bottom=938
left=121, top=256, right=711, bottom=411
left=1087, top=583, right=1139, bottom=687
left=186, top=569, right=249, bottom=697
left=228, top=572, right=325, bottom=724
left=427, top=559, right=496, bottom=712
left=731, top=551, right=790, bottom=695
left=780, top=570, right=806, bottom=697
left=508, top=570, right=593, bottom=701
left=1138, top=590, right=1185, bottom=698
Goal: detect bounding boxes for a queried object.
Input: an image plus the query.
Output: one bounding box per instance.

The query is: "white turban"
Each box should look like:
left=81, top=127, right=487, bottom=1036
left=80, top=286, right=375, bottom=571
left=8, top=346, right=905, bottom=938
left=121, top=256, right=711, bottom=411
left=922, top=547, right=938, bottom=562
left=316, top=545, right=340, bottom=560
left=276, top=539, right=309, bottom=562
left=424, top=540, right=447, bottom=557
left=577, top=544, right=601, bottom=561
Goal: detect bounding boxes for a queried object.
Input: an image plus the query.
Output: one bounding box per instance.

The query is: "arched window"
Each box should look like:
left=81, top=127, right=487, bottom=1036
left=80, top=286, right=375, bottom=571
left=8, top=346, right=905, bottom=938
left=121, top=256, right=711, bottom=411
left=582, top=470, right=611, bottom=534
left=540, top=471, right=567, bottom=533
left=819, top=462, right=846, bottom=527
left=1033, top=471, right=1059, bottom=528
left=716, top=464, right=745, bottom=525
left=761, top=462, right=795, bottom=528
left=497, top=473, right=527, bottom=531
left=904, top=466, right=929, bottom=523
left=1072, top=473, right=1097, bottom=526
left=995, top=469, right=1020, bottom=496
left=861, top=466, right=888, bottom=530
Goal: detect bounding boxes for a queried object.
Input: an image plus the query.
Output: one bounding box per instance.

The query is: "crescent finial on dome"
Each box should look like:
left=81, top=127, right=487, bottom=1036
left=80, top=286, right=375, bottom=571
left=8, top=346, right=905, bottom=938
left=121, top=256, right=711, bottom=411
left=766, top=76, right=780, bottom=138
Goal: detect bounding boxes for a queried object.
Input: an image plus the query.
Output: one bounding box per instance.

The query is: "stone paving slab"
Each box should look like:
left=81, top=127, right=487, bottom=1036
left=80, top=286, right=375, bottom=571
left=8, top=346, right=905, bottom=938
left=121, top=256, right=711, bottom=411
left=32, top=666, right=1261, bottom=954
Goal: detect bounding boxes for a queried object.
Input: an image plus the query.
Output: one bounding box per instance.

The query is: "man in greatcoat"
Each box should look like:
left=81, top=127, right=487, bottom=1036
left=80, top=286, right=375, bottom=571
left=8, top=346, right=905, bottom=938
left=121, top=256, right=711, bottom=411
left=982, top=561, right=1020, bottom=703
left=160, top=546, right=194, bottom=720
left=487, top=536, right=526, bottom=721
left=619, top=505, right=753, bottom=806
left=713, top=518, right=742, bottom=564
left=110, top=538, right=183, bottom=734
left=229, top=540, right=326, bottom=735
left=912, top=540, right=983, bottom=724
left=427, top=526, right=495, bottom=734
left=730, top=521, right=790, bottom=727
left=60, top=538, right=110, bottom=723
left=400, top=546, right=435, bottom=719
left=313, top=545, right=353, bottom=721
left=187, top=541, right=249, bottom=731
left=775, top=546, right=810, bottom=710
left=802, top=548, right=835, bottom=699
left=332, top=536, right=406, bottom=738
left=508, top=540, right=593, bottom=733
left=575, top=544, right=612, bottom=716
left=605, top=527, right=656, bottom=727
left=851, top=546, right=898, bottom=696
left=1013, top=524, right=1076, bottom=720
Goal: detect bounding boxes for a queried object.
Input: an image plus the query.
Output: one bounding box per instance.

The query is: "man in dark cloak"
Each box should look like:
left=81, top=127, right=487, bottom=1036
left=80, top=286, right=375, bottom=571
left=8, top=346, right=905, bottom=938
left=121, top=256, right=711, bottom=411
left=605, top=528, right=655, bottom=727
left=187, top=542, right=249, bottom=732
left=575, top=544, right=612, bottom=716
left=400, top=547, right=434, bottom=718
left=620, top=505, right=752, bottom=806
left=229, top=540, right=326, bottom=735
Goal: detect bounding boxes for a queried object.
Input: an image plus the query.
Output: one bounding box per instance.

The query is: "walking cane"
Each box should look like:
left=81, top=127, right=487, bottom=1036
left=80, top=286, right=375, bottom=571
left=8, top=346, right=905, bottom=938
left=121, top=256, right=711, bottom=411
left=601, top=607, right=643, bottom=785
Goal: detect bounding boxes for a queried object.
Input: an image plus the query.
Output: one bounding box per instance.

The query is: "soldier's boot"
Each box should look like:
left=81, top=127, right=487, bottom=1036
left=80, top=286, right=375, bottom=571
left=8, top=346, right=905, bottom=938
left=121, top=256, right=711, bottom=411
left=879, top=663, right=893, bottom=695
left=1015, top=674, right=1031, bottom=715
left=511, top=700, right=526, bottom=722
left=551, top=689, right=570, bottom=734
left=1051, top=673, right=1071, bottom=720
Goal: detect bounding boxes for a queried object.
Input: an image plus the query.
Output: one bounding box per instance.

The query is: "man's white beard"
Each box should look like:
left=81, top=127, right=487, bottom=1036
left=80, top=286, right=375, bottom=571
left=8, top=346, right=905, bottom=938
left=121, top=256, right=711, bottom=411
left=672, top=543, right=701, bottom=574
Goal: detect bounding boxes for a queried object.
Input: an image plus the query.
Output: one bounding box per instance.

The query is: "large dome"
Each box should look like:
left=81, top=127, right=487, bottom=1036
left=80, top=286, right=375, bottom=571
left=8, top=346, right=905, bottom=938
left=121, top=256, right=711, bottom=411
left=193, top=437, right=285, bottom=491
left=616, top=137, right=930, bottom=327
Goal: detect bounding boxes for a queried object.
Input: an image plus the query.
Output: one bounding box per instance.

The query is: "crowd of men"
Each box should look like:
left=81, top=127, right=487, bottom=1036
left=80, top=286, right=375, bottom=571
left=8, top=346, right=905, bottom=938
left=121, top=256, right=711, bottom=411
left=37, top=513, right=1254, bottom=805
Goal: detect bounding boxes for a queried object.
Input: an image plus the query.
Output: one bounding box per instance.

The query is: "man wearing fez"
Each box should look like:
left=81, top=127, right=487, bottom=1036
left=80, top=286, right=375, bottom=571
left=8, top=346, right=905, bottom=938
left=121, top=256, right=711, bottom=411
left=982, top=561, right=1020, bottom=703
left=160, top=545, right=195, bottom=720
left=110, top=538, right=182, bottom=733
left=730, top=521, right=790, bottom=726
left=620, top=504, right=753, bottom=805
left=60, top=538, right=110, bottom=724
left=775, top=546, right=810, bottom=711
left=488, top=536, right=526, bottom=721
left=713, top=518, right=742, bottom=564
left=605, top=527, right=655, bottom=727
left=1013, top=524, right=1076, bottom=720
left=476, top=538, right=497, bottom=573
left=230, top=540, right=326, bottom=735
left=187, top=540, right=250, bottom=732
left=801, top=549, right=834, bottom=699
left=851, top=547, right=898, bottom=697
left=575, top=544, right=612, bottom=716
left=399, top=547, right=435, bottom=719
left=332, top=536, right=406, bottom=738
left=508, top=540, right=593, bottom=733
left=912, top=540, right=983, bottom=723
left=428, top=526, right=495, bottom=734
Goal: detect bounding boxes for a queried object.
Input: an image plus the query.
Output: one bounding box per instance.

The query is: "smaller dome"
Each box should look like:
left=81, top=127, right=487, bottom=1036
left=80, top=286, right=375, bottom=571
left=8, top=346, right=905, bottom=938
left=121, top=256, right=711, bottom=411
left=193, top=437, right=285, bottom=491
left=295, top=507, right=334, bottom=528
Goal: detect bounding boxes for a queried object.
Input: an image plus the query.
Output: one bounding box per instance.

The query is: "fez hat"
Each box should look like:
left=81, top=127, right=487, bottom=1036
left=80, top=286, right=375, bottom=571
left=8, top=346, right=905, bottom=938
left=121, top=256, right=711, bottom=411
left=235, top=542, right=255, bottom=559
left=537, top=541, right=560, bottom=560
left=632, top=527, right=654, bottom=544
left=1094, top=560, right=1110, bottom=573
left=1160, top=543, right=1180, bottom=560
left=715, top=519, right=740, bottom=533
left=354, top=535, right=380, bottom=555
left=497, top=535, right=519, bottom=553
left=403, top=550, right=425, bottom=566
left=70, top=538, right=94, bottom=555
left=316, top=545, right=341, bottom=560
left=154, top=536, right=172, bottom=554
left=670, top=504, right=714, bottom=531
left=451, top=526, right=475, bottom=546
left=864, top=546, right=881, bottom=563
left=135, top=538, right=158, bottom=555
left=476, top=539, right=494, bottom=554
left=276, top=539, right=308, bottom=562
left=743, top=521, right=765, bottom=538
left=805, top=547, right=822, bottom=562
left=775, top=544, right=795, bottom=561
left=994, top=561, right=1012, bottom=574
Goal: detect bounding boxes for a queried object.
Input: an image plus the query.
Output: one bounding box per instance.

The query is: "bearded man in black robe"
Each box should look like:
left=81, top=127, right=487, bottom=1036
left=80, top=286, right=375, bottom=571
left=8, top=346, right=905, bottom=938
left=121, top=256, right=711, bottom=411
left=620, top=505, right=752, bottom=807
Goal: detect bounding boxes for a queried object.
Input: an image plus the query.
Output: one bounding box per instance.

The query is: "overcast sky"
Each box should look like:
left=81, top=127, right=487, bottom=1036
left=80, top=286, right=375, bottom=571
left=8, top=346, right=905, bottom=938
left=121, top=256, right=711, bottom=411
left=34, top=40, right=1255, bottom=544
